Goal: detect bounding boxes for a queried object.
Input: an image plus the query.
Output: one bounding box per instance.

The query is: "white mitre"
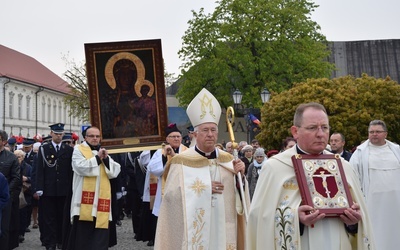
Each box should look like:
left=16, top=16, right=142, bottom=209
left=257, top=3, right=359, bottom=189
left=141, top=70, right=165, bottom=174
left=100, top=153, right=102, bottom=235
left=186, top=88, right=222, bottom=127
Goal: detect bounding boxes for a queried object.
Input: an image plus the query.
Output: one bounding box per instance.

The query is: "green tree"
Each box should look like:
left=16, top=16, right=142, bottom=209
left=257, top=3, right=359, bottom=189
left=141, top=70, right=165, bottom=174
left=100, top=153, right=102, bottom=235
left=258, top=74, right=400, bottom=150
left=176, top=0, right=334, bottom=108
left=63, top=59, right=90, bottom=123
left=164, top=70, right=177, bottom=88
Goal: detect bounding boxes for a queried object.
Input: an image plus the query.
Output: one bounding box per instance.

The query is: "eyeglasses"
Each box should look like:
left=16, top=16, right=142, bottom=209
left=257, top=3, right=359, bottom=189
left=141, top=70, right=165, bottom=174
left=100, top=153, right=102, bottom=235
left=198, top=128, right=218, bottom=134
left=368, top=130, right=386, bottom=134
left=299, top=125, right=330, bottom=133
left=86, top=135, right=101, bottom=138
left=167, top=135, right=181, bottom=139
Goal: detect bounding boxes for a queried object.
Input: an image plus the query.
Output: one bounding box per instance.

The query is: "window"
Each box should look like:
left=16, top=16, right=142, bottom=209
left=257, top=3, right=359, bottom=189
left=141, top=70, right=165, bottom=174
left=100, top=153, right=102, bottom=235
left=64, top=106, right=67, bottom=124
left=47, top=98, right=51, bottom=122
left=53, top=100, right=56, bottom=122
left=42, top=97, right=46, bottom=122
left=9, top=92, right=15, bottom=119
left=26, top=96, right=31, bottom=121
left=58, top=101, right=62, bottom=122
left=18, top=94, right=23, bottom=119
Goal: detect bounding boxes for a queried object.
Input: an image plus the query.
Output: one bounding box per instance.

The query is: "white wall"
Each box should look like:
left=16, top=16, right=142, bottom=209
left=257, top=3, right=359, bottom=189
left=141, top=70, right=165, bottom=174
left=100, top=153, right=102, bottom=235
left=1, top=77, right=81, bottom=138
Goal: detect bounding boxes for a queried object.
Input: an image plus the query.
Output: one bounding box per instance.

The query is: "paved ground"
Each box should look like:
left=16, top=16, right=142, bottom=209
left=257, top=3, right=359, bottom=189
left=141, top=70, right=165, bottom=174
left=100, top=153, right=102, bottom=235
left=16, top=217, right=153, bottom=250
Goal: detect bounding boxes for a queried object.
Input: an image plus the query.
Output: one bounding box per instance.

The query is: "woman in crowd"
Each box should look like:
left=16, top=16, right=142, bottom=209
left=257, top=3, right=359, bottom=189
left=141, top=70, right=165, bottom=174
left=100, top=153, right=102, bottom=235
left=14, top=150, right=32, bottom=244
left=246, top=148, right=267, bottom=200
left=240, top=145, right=254, bottom=175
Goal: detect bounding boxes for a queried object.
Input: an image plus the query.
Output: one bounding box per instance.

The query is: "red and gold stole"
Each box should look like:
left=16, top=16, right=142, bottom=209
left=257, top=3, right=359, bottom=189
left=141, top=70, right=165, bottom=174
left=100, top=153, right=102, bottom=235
left=78, top=145, right=111, bottom=229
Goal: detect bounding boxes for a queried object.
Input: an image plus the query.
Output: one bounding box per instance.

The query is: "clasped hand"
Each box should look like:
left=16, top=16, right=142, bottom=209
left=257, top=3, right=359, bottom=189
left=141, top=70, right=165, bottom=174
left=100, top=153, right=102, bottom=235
left=298, top=203, right=361, bottom=227
left=97, top=148, right=108, bottom=160
left=212, top=181, right=224, bottom=194
left=163, top=144, right=175, bottom=157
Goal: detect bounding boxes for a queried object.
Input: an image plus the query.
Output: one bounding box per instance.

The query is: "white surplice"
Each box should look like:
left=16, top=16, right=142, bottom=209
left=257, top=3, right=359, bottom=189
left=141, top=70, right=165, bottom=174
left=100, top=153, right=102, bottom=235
left=154, top=148, right=249, bottom=250
left=350, top=139, right=400, bottom=250
left=248, top=146, right=375, bottom=250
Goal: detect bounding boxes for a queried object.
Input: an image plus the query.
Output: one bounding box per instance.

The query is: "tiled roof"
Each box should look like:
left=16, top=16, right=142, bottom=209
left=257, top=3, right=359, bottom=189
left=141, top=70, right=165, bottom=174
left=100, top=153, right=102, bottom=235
left=0, top=44, right=70, bottom=94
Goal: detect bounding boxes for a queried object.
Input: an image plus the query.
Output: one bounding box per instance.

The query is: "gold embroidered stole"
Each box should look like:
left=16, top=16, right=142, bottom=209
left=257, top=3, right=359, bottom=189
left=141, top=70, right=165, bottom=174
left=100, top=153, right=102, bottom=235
left=78, top=145, right=111, bottom=229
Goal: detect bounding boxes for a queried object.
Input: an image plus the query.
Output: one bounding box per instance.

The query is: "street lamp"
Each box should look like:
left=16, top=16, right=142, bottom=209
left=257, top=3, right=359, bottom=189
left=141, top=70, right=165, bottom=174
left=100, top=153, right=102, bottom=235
left=260, top=88, right=271, bottom=104
left=232, top=88, right=270, bottom=106
left=232, top=89, right=243, bottom=106
left=231, top=87, right=270, bottom=142
left=35, top=86, right=44, bottom=135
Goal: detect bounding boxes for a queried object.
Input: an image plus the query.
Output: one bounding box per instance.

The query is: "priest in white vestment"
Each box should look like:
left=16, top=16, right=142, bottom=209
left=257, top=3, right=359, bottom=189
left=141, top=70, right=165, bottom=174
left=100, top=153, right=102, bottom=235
left=350, top=119, right=400, bottom=250
left=147, top=123, right=187, bottom=216
left=248, top=103, right=375, bottom=250
left=69, top=126, right=121, bottom=249
left=154, top=88, right=250, bottom=250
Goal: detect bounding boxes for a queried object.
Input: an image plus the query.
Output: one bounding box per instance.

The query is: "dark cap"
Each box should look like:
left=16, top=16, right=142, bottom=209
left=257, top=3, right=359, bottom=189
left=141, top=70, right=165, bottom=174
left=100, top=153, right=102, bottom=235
left=187, top=125, right=194, bottom=132
left=165, top=123, right=181, bottom=136
left=23, top=138, right=35, bottom=146
left=7, top=137, right=16, bottom=145
left=62, top=133, right=72, bottom=141
left=49, top=123, right=65, bottom=133
left=42, top=135, right=52, bottom=143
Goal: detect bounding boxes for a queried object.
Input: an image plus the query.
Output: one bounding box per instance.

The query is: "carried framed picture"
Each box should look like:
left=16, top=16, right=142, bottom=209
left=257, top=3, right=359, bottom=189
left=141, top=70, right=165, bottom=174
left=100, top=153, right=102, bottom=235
left=291, top=154, right=353, bottom=217
left=85, top=39, right=168, bottom=151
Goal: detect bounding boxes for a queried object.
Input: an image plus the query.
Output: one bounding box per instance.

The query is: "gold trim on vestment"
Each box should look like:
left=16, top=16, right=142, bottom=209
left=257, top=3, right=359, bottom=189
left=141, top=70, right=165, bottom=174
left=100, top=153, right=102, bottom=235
left=168, top=153, right=234, bottom=168
left=163, top=150, right=234, bottom=187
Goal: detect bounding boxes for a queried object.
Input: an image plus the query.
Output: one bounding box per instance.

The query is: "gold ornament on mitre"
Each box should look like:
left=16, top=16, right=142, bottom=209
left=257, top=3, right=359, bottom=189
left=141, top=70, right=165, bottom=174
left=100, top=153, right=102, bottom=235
left=186, top=88, right=221, bottom=127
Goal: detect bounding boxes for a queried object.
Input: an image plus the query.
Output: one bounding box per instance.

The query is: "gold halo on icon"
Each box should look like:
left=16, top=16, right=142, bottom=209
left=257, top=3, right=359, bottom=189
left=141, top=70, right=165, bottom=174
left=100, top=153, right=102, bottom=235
left=104, top=52, right=145, bottom=90
left=135, top=80, right=155, bottom=97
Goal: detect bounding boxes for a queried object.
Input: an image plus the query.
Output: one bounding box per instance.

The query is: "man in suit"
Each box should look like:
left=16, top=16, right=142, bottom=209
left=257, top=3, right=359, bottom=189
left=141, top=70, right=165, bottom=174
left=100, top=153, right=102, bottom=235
left=329, top=132, right=352, bottom=161
left=36, top=123, right=74, bottom=250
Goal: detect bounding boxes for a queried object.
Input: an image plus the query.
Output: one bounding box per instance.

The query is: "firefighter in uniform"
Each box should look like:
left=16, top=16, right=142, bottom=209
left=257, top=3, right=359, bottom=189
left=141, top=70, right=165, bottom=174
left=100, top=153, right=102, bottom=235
left=36, top=123, right=73, bottom=250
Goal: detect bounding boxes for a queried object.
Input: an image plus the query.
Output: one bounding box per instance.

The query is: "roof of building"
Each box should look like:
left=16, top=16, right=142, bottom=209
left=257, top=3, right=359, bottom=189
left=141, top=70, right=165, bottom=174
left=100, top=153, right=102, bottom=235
left=0, top=44, right=70, bottom=94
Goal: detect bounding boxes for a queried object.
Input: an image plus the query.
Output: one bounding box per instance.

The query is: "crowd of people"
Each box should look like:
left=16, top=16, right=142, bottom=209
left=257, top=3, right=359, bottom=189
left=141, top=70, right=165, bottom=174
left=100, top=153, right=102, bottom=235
left=0, top=88, right=397, bottom=250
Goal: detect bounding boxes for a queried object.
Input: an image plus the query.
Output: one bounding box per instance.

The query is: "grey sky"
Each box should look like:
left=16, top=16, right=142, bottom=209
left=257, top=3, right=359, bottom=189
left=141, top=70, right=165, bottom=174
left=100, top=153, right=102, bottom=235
left=2, top=0, right=399, bottom=79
